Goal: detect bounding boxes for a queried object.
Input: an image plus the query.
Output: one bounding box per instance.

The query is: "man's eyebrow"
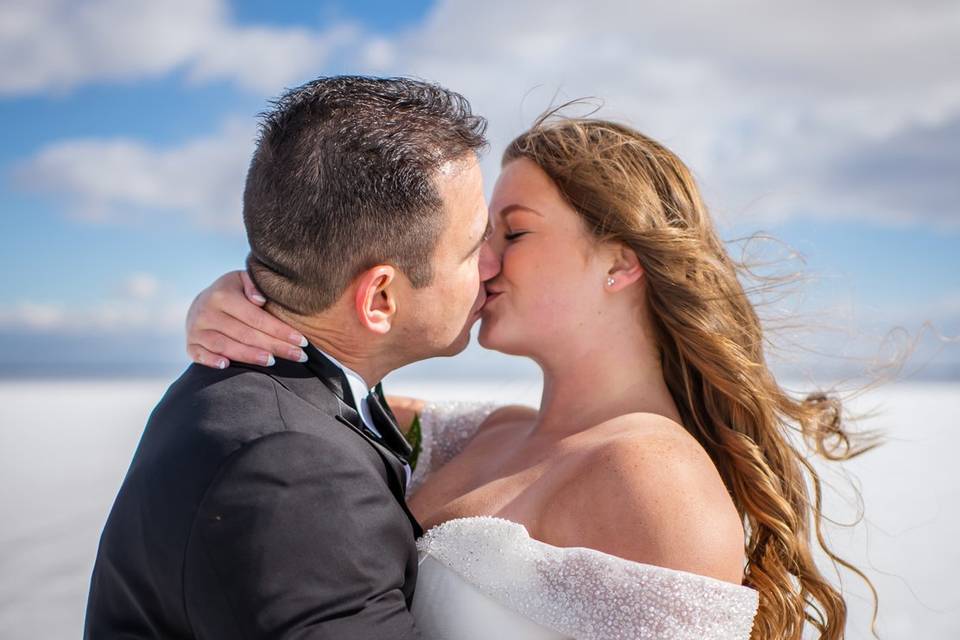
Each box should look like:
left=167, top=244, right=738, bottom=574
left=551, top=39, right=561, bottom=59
left=497, top=204, right=544, bottom=219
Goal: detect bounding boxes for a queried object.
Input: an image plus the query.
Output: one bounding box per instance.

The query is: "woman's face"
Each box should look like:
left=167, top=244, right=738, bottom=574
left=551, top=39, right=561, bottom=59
left=479, top=157, right=614, bottom=359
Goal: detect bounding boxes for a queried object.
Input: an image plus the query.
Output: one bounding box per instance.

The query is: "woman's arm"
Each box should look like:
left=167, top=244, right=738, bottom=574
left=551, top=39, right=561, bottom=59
left=186, top=270, right=308, bottom=369
left=186, top=274, right=429, bottom=438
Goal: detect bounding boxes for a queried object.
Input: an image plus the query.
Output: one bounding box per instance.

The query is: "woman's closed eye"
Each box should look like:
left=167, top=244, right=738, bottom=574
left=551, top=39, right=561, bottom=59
left=505, top=231, right=529, bottom=241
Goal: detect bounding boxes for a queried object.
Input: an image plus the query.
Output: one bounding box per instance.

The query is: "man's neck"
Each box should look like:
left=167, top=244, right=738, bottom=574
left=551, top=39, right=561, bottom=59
left=308, top=335, right=387, bottom=389
left=268, top=302, right=391, bottom=387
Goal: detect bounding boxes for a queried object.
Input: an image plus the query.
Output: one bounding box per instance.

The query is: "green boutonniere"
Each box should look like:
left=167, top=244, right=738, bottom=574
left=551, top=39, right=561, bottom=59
left=405, top=413, right=422, bottom=471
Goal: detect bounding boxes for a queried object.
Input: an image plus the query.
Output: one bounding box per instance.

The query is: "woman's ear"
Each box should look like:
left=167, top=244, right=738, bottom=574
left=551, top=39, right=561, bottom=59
left=354, top=266, right=398, bottom=334
left=605, top=244, right=644, bottom=292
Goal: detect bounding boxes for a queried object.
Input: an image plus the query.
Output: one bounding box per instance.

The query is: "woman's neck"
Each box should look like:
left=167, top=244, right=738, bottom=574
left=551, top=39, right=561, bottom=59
left=532, top=335, right=682, bottom=439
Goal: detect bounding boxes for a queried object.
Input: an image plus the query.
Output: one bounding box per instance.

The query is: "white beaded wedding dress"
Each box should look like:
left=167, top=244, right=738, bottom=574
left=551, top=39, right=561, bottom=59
left=406, top=401, right=760, bottom=640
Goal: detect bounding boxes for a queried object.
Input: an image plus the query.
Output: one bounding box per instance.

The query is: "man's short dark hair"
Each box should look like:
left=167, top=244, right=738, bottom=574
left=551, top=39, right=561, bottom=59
left=243, top=75, right=488, bottom=315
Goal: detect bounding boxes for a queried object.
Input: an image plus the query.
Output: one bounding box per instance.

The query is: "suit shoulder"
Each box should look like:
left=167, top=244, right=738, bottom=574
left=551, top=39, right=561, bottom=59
left=143, top=364, right=378, bottom=478
left=150, top=364, right=285, bottom=433
left=163, top=362, right=282, bottom=405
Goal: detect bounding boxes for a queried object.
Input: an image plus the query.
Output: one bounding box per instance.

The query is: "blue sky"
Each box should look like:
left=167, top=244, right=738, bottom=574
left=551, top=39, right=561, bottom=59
left=1, top=0, right=957, bottom=380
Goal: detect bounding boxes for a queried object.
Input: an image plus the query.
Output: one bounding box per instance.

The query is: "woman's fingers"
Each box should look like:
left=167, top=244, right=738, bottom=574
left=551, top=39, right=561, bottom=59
left=240, top=269, right=267, bottom=305
left=185, top=271, right=246, bottom=348
left=189, top=345, right=230, bottom=370
left=191, top=311, right=307, bottom=365
left=211, top=287, right=308, bottom=349
left=184, top=269, right=309, bottom=367
left=189, top=326, right=276, bottom=368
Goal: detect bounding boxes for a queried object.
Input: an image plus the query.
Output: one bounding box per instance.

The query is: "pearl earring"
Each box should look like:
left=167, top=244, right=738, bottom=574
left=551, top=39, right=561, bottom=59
left=606, top=277, right=615, bottom=286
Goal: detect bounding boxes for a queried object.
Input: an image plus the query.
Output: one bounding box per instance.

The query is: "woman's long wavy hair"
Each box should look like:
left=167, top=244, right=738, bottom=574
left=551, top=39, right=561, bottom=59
left=504, top=110, right=887, bottom=639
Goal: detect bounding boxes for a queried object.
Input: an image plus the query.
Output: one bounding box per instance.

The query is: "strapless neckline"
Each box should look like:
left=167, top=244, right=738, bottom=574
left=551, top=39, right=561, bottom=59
left=420, top=515, right=749, bottom=588
left=415, top=515, right=759, bottom=640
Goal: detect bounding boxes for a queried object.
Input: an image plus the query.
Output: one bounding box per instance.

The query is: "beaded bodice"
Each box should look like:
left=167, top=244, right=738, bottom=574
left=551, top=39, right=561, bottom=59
left=404, top=401, right=759, bottom=639
left=413, top=516, right=759, bottom=640
left=406, top=400, right=500, bottom=498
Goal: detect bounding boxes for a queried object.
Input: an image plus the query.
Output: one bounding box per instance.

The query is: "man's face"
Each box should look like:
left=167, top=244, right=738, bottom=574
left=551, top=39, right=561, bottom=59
left=402, top=154, right=500, bottom=359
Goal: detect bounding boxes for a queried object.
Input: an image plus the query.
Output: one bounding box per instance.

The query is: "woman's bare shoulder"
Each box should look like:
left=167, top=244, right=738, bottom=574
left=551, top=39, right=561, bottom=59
left=541, top=413, right=746, bottom=584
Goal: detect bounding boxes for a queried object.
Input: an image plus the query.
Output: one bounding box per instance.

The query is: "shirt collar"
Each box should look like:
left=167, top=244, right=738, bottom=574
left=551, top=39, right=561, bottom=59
left=312, top=345, right=376, bottom=431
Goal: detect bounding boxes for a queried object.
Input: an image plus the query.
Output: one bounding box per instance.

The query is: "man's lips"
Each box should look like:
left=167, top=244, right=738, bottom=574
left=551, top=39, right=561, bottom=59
left=471, top=292, right=487, bottom=314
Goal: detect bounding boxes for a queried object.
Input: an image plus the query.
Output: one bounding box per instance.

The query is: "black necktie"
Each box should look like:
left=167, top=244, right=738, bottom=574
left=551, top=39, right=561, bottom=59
left=366, top=385, right=413, bottom=462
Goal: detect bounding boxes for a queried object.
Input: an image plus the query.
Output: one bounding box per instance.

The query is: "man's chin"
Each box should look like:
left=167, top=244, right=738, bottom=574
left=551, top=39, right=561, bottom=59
left=418, top=314, right=481, bottom=359
left=445, top=328, right=473, bottom=356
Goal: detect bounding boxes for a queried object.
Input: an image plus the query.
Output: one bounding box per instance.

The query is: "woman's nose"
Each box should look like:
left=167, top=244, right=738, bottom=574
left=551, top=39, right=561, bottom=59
left=479, top=241, right=501, bottom=282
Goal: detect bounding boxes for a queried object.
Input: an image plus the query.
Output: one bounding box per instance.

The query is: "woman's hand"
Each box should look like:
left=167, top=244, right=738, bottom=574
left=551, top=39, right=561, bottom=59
left=185, top=270, right=308, bottom=369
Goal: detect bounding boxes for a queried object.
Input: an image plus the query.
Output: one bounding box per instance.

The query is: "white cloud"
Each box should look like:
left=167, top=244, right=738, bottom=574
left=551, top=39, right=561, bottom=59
left=7, top=0, right=960, bottom=230
left=0, top=0, right=359, bottom=96
left=0, top=273, right=189, bottom=333
left=373, top=0, right=960, bottom=229
left=185, top=22, right=361, bottom=94
left=14, top=117, right=254, bottom=230
left=119, top=273, right=160, bottom=300
left=821, top=116, right=960, bottom=228
left=0, top=302, right=66, bottom=331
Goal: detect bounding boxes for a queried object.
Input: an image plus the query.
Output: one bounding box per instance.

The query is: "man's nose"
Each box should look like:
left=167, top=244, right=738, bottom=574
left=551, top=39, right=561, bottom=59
left=479, top=241, right=501, bottom=282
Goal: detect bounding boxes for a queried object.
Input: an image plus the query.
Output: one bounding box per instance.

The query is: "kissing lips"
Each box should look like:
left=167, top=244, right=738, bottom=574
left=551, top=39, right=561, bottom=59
left=471, top=291, right=488, bottom=315
left=482, top=291, right=502, bottom=309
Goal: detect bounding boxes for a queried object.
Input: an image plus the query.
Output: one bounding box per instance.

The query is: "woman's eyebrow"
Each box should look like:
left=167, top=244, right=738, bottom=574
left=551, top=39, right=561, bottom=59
left=497, top=204, right=544, bottom=219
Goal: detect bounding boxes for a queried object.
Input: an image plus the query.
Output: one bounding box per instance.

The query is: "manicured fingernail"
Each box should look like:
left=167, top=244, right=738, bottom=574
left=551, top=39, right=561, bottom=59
left=292, top=348, right=308, bottom=363
left=251, top=293, right=266, bottom=304
left=292, top=334, right=308, bottom=347
left=260, top=353, right=276, bottom=366
left=217, top=359, right=228, bottom=369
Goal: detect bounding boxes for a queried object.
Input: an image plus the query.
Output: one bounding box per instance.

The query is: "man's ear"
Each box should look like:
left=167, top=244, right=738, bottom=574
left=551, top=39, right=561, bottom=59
left=606, top=243, right=644, bottom=292
left=354, top=265, right=398, bottom=335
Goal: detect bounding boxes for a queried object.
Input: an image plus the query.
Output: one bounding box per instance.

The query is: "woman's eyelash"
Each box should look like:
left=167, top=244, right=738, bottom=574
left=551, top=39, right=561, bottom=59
left=505, top=231, right=528, bottom=241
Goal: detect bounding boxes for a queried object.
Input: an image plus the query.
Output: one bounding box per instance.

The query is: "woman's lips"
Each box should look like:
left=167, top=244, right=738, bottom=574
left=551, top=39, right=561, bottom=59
left=482, top=292, right=502, bottom=310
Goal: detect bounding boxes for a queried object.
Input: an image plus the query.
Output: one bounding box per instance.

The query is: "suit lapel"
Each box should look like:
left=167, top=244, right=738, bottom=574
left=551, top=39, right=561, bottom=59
left=367, top=388, right=413, bottom=460
left=331, top=411, right=422, bottom=538
left=263, top=344, right=422, bottom=538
